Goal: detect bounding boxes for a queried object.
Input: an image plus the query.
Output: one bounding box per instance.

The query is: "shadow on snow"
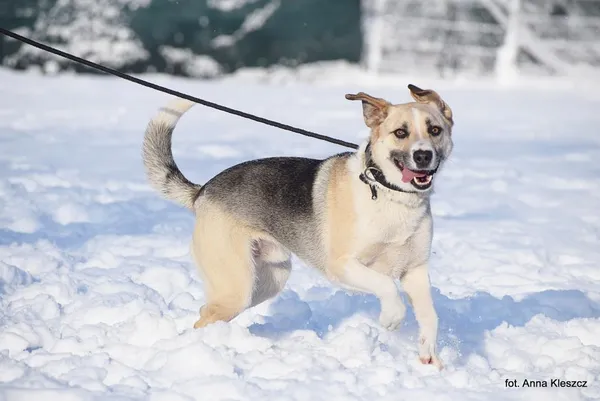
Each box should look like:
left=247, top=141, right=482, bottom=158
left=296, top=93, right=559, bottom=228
left=249, top=287, right=600, bottom=362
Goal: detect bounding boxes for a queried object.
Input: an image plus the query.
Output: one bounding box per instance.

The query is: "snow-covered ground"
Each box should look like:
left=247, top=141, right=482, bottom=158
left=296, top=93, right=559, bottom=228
left=0, top=67, right=599, bottom=400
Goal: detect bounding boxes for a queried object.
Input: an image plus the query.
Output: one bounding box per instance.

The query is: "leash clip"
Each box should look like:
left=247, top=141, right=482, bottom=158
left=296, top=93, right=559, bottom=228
left=359, top=167, right=380, bottom=201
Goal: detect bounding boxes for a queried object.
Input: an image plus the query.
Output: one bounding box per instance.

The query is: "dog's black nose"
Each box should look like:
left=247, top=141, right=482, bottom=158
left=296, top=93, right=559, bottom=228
left=413, top=150, right=433, bottom=168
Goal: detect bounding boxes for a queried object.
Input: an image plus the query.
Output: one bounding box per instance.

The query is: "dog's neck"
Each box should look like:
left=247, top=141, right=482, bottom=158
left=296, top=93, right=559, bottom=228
left=358, top=141, right=429, bottom=207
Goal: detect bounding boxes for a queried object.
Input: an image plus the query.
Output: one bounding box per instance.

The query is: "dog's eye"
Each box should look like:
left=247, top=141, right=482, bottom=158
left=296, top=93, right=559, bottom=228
left=393, top=128, right=409, bottom=139
left=428, top=126, right=442, bottom=136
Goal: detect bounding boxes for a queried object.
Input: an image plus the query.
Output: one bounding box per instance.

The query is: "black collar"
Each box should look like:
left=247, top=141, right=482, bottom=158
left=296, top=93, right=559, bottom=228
left=359, top=143, right=419, bottom=200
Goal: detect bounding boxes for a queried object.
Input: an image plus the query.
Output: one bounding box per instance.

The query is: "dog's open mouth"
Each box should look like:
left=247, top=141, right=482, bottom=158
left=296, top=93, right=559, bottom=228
left=394, top=159, right=435, bottom=190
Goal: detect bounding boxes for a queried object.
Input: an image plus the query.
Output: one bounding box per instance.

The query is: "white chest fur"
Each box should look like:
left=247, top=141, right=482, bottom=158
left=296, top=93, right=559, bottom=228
left=353, top=182, right=429, bottom=246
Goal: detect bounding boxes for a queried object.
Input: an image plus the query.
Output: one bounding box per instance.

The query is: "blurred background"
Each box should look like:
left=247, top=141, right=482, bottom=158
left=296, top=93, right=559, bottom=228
left=1, top=0, right=600, bottom=81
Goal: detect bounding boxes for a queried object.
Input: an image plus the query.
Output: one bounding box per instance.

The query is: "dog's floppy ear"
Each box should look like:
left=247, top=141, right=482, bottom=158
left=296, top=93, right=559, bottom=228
left=345, top=92, right=390, bottom=128
left=408, top=84, right=453, bottom=126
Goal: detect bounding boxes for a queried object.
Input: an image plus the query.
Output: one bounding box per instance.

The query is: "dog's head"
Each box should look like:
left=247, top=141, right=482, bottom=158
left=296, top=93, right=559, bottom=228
left=346, top=84, right=454, bottom=193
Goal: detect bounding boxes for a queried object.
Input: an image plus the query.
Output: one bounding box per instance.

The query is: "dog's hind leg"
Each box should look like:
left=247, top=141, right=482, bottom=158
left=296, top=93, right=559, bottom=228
left=249, top=238, right=292, bottom=308
left=190, top=203, right=292, bottom=328
left=190, top=203, right=256, bottom=329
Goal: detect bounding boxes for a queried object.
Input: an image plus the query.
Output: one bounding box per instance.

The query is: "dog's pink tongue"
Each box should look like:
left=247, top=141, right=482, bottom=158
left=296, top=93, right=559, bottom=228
left=401, top=168, right=427, bottom=183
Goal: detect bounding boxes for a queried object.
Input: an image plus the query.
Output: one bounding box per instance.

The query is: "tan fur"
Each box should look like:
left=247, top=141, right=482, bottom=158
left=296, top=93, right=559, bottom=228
left=324, top=157, right=357, bottom=280
left=191, top=201, right=255, bottom=328
left=344, top=92, right=390, bottom=128
left=408, top=84, right=453, bottom=124
left=191, top=199, right=292, bottom=329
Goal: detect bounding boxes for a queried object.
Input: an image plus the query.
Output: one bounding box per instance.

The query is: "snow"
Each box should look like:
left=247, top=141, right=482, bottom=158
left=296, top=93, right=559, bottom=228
left=159, top=47, right=222, bottom=79
left=211, top=0, right=281, bottom=49
left=0, top=67, right=599, bottom=400
left=7, top=0, right=149, bottom=71
left=207, top=0, right=262, bottom=12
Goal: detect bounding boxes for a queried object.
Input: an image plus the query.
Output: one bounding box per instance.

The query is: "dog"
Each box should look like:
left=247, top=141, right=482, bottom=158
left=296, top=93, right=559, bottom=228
left=142, top=84, right=454, bottom=369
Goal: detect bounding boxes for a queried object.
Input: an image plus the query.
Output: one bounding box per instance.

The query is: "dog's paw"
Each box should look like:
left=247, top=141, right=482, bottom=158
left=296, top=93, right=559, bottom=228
left=193, top=304, right=217, bottom=329
left=379, top=298, right=406, bottom=331
left=193, top=318, right=208, bottom=329
left=418, top=336, right=443, bottom=370
left=419, top=354, right=443, bottom=370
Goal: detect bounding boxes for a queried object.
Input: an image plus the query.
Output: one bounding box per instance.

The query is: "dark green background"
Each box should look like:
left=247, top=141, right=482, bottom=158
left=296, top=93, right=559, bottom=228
left=0, top=0, right=363, bottom=76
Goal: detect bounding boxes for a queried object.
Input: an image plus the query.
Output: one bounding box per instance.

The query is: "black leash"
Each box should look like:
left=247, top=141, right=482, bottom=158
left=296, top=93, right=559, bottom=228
left=0, top=27, right=359, bottom=150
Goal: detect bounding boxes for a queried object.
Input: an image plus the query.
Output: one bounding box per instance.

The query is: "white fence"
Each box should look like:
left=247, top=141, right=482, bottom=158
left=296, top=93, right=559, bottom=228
left=361, top=0, right=600, bottom=80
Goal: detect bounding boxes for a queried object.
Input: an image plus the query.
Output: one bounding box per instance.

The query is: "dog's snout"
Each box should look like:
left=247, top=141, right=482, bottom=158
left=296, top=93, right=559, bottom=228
left=413, top=150, right=433, bottom=168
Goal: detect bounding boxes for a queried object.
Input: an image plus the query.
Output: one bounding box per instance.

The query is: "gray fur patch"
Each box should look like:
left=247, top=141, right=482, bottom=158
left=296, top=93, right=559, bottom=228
left=201, top=154, right=351, bottom=265
left=142, top=121, right=201, bottom=209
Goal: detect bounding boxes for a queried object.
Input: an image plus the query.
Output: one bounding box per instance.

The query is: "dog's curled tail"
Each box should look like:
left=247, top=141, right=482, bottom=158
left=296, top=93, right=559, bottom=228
left=143, top=97, right=200, bottom=210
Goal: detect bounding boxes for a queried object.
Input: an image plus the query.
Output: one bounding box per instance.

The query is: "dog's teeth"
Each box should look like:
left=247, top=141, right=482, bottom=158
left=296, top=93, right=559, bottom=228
left=413, top=175, right=432, bottom=186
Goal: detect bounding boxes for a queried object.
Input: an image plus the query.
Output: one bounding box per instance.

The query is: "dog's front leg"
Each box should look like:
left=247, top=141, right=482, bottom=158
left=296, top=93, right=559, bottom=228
left=401, top=265, right=442, bottom=369
left=331, top=258, right=406, bottom=331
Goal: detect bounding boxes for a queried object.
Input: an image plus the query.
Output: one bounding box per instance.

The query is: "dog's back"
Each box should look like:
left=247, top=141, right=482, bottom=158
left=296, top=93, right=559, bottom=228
left=198, top=156, right=332, bottom=264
